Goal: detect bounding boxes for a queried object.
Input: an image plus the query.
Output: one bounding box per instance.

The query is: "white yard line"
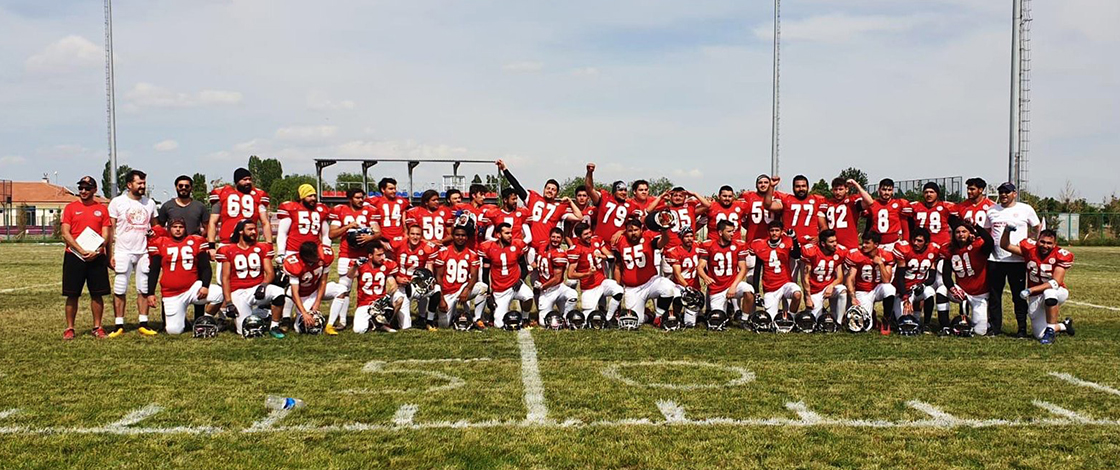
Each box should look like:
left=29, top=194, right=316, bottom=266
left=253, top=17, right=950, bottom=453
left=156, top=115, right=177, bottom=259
left=517, top=329, right=550, bottom=425
left=104, top=404, right=163, bottom=429
left=1067, top=300, right=1120, bottom=312
left=1033, top=401, right=1093, bottom=423
left=0, top=283, right=58, bottom=294
left=1049, top=372, right=1120, bottom=397
left=244, top=408, right=291, bottom=433
left=393, top=404, right=418, bottom=426
left=656, top=400, right=687, bottom=423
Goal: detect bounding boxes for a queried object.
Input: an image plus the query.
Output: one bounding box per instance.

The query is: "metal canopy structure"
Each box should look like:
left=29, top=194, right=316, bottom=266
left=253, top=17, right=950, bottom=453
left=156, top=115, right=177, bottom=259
left=312, top=158, right=498, bottom=200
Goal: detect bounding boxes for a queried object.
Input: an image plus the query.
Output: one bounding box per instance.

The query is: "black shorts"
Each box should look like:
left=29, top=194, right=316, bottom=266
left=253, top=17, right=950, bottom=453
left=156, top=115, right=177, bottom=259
left=62, top=251, right=111, bottom=297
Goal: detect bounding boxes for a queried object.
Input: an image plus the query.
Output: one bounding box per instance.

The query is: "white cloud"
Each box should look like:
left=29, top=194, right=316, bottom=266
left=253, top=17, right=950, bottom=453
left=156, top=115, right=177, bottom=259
left=336, top=140, right=469, bottom=159
left=571, top=67, right=600, bottom=77
left=0, top=156, right=27, bottom=166
left=754, top=13, right=925, bottom=42
left=307, top=90, right=356, bottom=110
left=25, top=35, right=102, bottom=74
left=274, top=125, right=339, bottom=142
left=502, top=61, right=544, bottom=73
left=124, top=83, right=243, bottom=109
left=673, top=168, right=704, bottom=178
left=153, top=140, right=179, bottom=152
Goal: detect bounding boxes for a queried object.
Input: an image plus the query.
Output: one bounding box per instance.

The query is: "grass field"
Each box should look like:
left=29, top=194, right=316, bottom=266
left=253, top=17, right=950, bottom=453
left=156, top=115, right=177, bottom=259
left=3, top=243, right=1120, bottom=469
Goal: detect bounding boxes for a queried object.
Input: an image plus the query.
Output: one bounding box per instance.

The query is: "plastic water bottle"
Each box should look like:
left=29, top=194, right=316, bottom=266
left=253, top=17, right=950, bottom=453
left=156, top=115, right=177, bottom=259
left=265, top=395, right=305, bottom=411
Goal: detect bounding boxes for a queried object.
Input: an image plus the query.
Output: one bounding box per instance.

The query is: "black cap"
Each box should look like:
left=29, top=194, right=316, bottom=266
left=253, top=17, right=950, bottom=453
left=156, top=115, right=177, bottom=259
left=234, top=167, right=252, bottom=182
left=76, top=176, right=97, bottom=188
left=997, top=182, right=1017, bottom=193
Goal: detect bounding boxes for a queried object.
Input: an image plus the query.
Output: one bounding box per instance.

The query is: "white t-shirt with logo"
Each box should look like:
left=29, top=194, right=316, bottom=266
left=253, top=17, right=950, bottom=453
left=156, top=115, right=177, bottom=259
left=983, top=202, right=1040, bottom=263
left=108, top=194, right=157, bottom=255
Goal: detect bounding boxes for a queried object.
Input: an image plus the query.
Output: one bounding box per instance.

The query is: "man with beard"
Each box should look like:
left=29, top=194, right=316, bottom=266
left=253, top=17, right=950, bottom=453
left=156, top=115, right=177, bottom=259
left=484, top=189, right=531, bottom=243
left=145, top=218, right=223, bottom=335
left=215, top=220, right=286, bottom=338
left=801, top=229, right=847, bottom=321
left=983, top=182, right=1040, bottom=337
left=585, top=163, right=640, bottom=243
left=697, top=220, right=754, bottom=318
left=497, top=159, right=583, bottom=249
left=955, top=177, right=994, bottom=227
left=822, top=177, right=862, bottom=249
left=535, top=228, right=577, bottom=321
left=208, top=167, right=272, bottom=246
left=107, top=170, right=159, bottom=337
left=850, top=178, right=913, bottom=251
left=276, top=184, right=331, bottom=258
left=749, top=220, right=803, bottom=316
left=349, top=245, right=406, bottom=333
left=706, top=185, right=747, bottom=239
left=567, top=222, right=622, bottom=319
left=665, top=227, right=701, bottom=326
left=60, top=176, right=112, bottom=340
left=741, top=174, right=784, bottom=243
left=327, top=187, right=382, bottom=330
left=999, top=228, right=1075, bottom=344
left=769, top=175, right=827, bottom=245
left=940, top=220, right=994, bottom=336
left=480, top=222, right=533, bottom=328
left=892, top=227, right=941, bottom=329
left=158, top=175, right=208, bottom=236
left=844, top=232, right=898, bottom=334
left=612, top=218, right=676, bottom=325
left=646, top=186, right=711, bottom=274
left=406, top=189, right=453, bottom=245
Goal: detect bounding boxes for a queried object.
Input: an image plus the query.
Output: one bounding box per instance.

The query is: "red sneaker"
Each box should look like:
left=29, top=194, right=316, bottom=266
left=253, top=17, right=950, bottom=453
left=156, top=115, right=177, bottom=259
left=92, top=327, right=108, bottom=339
left=63, top=328, right=76, bottom=340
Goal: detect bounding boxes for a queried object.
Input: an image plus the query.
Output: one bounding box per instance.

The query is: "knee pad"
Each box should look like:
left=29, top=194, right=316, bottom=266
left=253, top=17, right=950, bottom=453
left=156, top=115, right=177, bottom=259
left=271, top=295, right=286, bottom=307
left=936, top=293, right=950, bottom=304
left=611, top=293, right=623, bottom=301
left=1045, top=298, right=1058, bottom=307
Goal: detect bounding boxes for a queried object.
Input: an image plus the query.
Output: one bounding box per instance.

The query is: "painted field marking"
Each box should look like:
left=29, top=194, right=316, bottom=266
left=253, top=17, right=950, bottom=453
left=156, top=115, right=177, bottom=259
left=0, top=283, right=58, bottom=294
left=1067, top=300, right=1120, bottom=312
left=907, top=401, right=965, bottom=427
left=1034, top=401, right=1093, bottom=423
left=1049, top=372, right=1120, bottom=397
left=340, top=358, right=491, bottom=395
left=600, top=360, right=755, bottom=390
left=245, top=408, right=290, bottom=433
left=785, top=402, right=825, bottom=425
left=517, top=329, right=550, bottom=424
left=656, top=400, right=687, bottom=423
left=393, top=404, right=418, bottom=426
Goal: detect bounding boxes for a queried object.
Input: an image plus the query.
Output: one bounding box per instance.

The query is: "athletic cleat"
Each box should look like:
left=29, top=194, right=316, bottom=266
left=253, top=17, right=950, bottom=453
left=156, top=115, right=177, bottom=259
left=1062, top=317, right=1075, bottom=336
left=426, top=323, right=438, bottom=332
left=138, top=326, right=158, bottom=336
left=1040, top=327, right=1055, bottom=345
left=377, top=324, right=397, bottom=333
left=324, top=325, right=339, bottom=336
left=879, top=320, right=891, bottom=336
left=107, top=326, right=125, bottom=338
left=1012, top=329, right=1028, bottom=339
left=63, top=328, right=75, bottom=340
left=269, top=327, right=286, bottom=339
left=475, top=320, right=488, bottom=330
left=92, top=327, right=107, bottom=339
left=937, top=327, right=951, bottom=337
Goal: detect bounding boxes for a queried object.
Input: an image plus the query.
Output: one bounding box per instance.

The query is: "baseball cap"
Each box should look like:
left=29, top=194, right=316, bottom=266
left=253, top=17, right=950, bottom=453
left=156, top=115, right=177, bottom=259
left=671, top=186, right=686, bottom=193
left=997, top=182, right=1017, bottom=193
left=76, top=176, right=97, bottom=189
left=612, top=181, right=627, bottom=192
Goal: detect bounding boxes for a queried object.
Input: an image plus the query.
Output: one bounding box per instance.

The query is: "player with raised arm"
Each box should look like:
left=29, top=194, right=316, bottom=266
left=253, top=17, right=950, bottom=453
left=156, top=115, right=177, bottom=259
left=697, top=220, right=754, bottom=319
left=107, top=169, right=159, bottom=337
left=666, top=227, right=701, bottom=326
left=955, top=177, right=994, bottom=227
left=434, top=224, right=489, bottom=329
left=391, top=225, right=442, bottom=330
left=535, top=228, right=577, bottom=322
left=749, top=220, right=803, bottom=315
left=844, top=232, right=898, bottom=334
left=742, top=174, right=784, bottom=243
left=771, top=175, right=827, bottom=245
left=480, top=222, right=533, bottom=328
left=646, top=186, right=711, bottom=274
left=145, top=219, right=223, bottom=335
left=405, top=189, right=453, bottom=245
left=498, top=159, right=583, bottom=249
left=939, top=220, right=994, bottom=336
left=567, top=222, right=623, bottom=319
left=801, top=229, right=847, bottom=321
left=999, top=228, right=1075, bottom=344
left=327, top=187, right=382, bottom=330
left=282, top=241, right=348, bottom=335
left=892, top=227, right=941, bottom=330
left=215, top=220, right=285, bottom=338
left=823, top=177, right=862, bottom=249
left=585, top=163, right=639, bottom=244
left=367, top=177, right=410, bottom=244
left=348, top=245, right=406, bottom=333
left=612, top=218, right=678, bottom=325
left=276, top=184, right=331, bottom=258
left=849, top=178, right=912, bottom=251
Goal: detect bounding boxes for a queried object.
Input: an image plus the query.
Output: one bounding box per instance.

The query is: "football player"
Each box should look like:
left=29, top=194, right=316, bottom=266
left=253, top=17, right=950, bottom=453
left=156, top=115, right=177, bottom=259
left=208, top=167, right=271, bottom=247
left=484, top=188, right=531, bottom=243
left=276, top=184, right=331, bottom=258
left=801, top=229, right=847, bottom=320
left=771, top=175, right=827, bottom=245
left=628, top=179, right=653, bottom=220
left=892, top=227, right=941, bottom=329
left=145, top=218, right=223, bottom=335
left=567, top=222, right=623, bottom=319
left=107, top=169, right=159, bottom=337
left=405, top=189, right=453, bottom=245
left=706, top=185, right=748, bottom=238
left=666, top=227, right=701, bottom=326
left=939, top=220, right=994, bottom=336
left=749, top=220, right=803, bottom=315
left=367, top=177, right=410, bottom=244
left=849, top=178, right=912, bottom=251
left=910, top=182, right=955, bottom=247
left=823, top=177, right=862, bottom=249
left=585, top=163, right=639, bottom=243
left=999, top=228, right=1075, bottom=344
left=497, top=159, right=583, bottom=249
left=215, top=220, right=285, bottom=338
left=535, top=228, right=577, bottom=321
left=348, top=245, right=406, bottom=333
left=646, top=186, right=711, bottom=274
left=741, top=174, right=783, bottom=242
left=697, top=220, right=754, bottom=317
left=433, top=224, right=489, bottom=328
left=391, top=224, right=442, bottom=330
left=955, top=177, right=993, bottom=227
left=452, top=183, right=491, bottom=251
left=327, top=187, right=383, bottom=330
left=844, top=231, right=898, bottom=334
left=612, top=218, right=677, bottom=324
left=282, top=241, right=349, bottom=335
left=480, top=222, right=533, bottom=328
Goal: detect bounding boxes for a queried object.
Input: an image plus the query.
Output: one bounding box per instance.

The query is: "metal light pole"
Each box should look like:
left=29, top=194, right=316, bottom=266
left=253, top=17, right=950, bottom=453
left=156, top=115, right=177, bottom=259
left=105, top=0, right=119, bottom=196
left=770, top=0, right=781, bottom=176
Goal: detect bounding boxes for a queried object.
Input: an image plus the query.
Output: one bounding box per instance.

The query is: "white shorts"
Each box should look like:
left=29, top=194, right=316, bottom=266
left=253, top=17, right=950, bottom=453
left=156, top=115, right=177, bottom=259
left=622, top=276, right=679, bottom=322
left=854, top=283, right=897, bottom=313
left=961, top=292, right=989, bottom=335
left=161, top=281, right=224, bottom=335
left=353, top=291, right=409, bottom=333
left=1029, top=287, right=1069, bottom=339
left=762, top=281, right=802, bottom=315
left=113, top=251, right=150, bottom=295
left=708, top=282, right=753, bottom=312
left=744, top=254, right=757, bottom=285
left=441, top=282, right=488, bottom=325
left=809, top=284, right=847, bottom=319
left=231, top=284, right=284, bottom=334
left=538, top=283, right=577, bottom=320
left=579, top=279, right=623, bottom=316
left=493, top=283, right=534, bottom=328
left=284, top=282, right=348, bottom=318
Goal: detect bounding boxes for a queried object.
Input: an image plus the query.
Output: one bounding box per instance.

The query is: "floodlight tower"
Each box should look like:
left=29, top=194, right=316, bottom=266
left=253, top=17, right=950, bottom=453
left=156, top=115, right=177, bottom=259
left=1009, top=0, right=1032, bottom=190
left=770, top=0, right=781, bottom=176
left=104, top=0, right=119, bottom=196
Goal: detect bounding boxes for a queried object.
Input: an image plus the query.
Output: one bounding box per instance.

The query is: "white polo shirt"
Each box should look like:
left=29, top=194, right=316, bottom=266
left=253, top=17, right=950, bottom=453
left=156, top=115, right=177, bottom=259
left=984, top=202, right=1040, bottom=263
left=108, top=194, right=157, bottom=255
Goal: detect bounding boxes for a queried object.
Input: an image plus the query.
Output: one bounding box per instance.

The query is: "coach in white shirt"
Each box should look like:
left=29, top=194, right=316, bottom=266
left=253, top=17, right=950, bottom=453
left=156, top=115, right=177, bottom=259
left=983, top=182, right=1040, bottom=337
left=107, top=169, right=159, bottom=337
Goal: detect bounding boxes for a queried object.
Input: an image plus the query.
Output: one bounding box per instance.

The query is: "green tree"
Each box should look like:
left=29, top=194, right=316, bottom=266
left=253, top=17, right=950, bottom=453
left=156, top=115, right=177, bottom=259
left=191, top=173, right=209, bottom=206
left=810, top=178, right=831, bottom=197
left=268, top=174, right=318, bottom=206
left=248, top=156, right=284, bottom=195
left=484, top=173, right=507, bottom=193
left=101, top=161, right=133, bottom=198
left=558, top=176, right=608, bottom=198
left=335, top=172, right=365, bottom=192
left=647, top=177, right=674, bottom=195
left=837, top=167, right=868, bottom=189
left=471, top=174, right=483, bottom=185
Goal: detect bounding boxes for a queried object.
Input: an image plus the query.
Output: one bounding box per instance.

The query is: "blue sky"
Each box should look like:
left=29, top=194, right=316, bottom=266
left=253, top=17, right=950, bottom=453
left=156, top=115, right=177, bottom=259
left=1, top=0, right=1117, bottom=200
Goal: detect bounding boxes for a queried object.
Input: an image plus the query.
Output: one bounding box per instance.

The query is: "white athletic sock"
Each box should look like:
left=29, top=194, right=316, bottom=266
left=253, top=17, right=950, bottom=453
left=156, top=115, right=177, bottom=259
left=115, top=317, right=125, bottom=325
left=270, top=321, right=279, bottom=329
left=328, top=297, right=349, bottom=327
left=139, top=315, right=149, bottom=323
left=1051, top=323, right=1064, bottom=332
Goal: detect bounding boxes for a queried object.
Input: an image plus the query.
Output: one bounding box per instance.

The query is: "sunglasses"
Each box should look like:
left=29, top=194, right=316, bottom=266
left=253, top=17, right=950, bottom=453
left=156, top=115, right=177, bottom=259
left=77, top=185, right=95, bottom=191
left=176, top=184, right=192, bottom=189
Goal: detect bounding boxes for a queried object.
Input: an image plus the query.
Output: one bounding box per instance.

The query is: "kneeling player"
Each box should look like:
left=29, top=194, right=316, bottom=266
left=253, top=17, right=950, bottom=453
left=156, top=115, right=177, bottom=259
left=750, top=220, right=802, bottom=315
left=666, top=227, right=701, bottom=326
left=892, top=227, right=940, bottom=328
left=613, top=218, right=678, bottom=324
left=145, top=219, right=223, bottom=334
left=434, top=225, right=488, bottom=328
left=567, top=222, right=622, bottom=319
left=283, top=241, right=349, bottom=335
left=391, top=225, right=442, bottom=330
left=535, top=228, right=577, bottom=322
left=697, top=220, right=754, bottom=317
left=801, top=229, right=847, bottom=320
left=216, top=220, right=286, bottom=338
left=349, top=245, right=406, bottom=333
left=481, top=223, right=534, bottom=328
left=844, top=232, right=897, bottom=333
left=1000, top=228, right=1075, bottom=343
left=939, top=220, right=994, bottom=336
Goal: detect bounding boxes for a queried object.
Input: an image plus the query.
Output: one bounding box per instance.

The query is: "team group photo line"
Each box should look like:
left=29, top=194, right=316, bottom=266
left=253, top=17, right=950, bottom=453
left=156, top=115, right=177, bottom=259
left=59, top=160, right=1074, bottom=345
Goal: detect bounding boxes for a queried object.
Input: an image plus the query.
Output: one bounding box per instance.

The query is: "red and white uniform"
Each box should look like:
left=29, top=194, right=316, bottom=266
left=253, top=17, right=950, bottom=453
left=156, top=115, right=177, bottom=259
left=651, top=201, right=701, bottom=248
left=211, top=186, right=269, bottom=244
left=801, top=244, right=847, bottom=318
left=480, top=239, right=529, bottom=293
left=405, top=205, right=452, bottom=244
left=910, top=201, right=956, bottom=246
left=1019, top=239, right=1075, bottom=339
left=216, top=242, right=274, bottom=292
left=893, top=241, right=941, bottom=292
left=434, top=246, right=482, bottom=295
left=592, top=190, right=638, bottom=242
left=823, top=196, right=861, bottom=249
left=865, top=198, right=912, bottom=247
left=741, top=192, right=778, bottom=242
left=705, top=201, right=747, bottom=235
left=536, top=242, right=569, bottom=287
left=367, top=195, right=409, bottom=242
left=390, top=238, right=440, bottom=283
left=845, top=248, right=898, bottom=309
left=778, top=193, right=825, bottom=243
left=614, top=232, right=661, bottom=288
left=526, top=191, right=573, bottom=244
left=750, top=236, right=801, bottom=315
left=452, top=203, right=487, bottom=248
left=940, top=239, right=991, bottom=335
left=355, top=260, right=399, bottom=306
left=697, top=238, right=752, bottom=311
left=331, top=203, right=381, bottom=261
left=282, top=245, right=336, bottom=299
left=277, top=201, right=330, bottom=254
left=485, top=206, right=531, bottom=242
left=534, top=242, right=576, bottom=317
left=955, top=198, right=994, bottom=227
left=665, top=243, right=700, bottom=289
left=149, top=235, right=209, bottom=297
left=569, top=236, right=623, bottom=317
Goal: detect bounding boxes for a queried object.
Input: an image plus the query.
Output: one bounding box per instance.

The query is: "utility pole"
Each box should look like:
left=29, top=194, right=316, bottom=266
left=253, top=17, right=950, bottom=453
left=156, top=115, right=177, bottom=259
left=770, top=0, right=781, bottom=176
left=105, top=0, right=119, bottom=196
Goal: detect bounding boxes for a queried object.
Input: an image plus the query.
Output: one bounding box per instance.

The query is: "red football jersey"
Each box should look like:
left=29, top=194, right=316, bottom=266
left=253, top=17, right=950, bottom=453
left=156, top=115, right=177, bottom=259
left=697, top=239, right=748, bottom=293
left=355, top=260, right=399, bottom=306
left=706, top=201, right=747, bottom=234
left=535, top=242, right=569, bottom=285
left=865, top=198, right=912, bottom=245
left=389, top=238, right=440, bottom=282
left=282, top=245, right=336, bottom=298
left=405, top=206, right=451, bottom=243
left=277, top=201, right=330, bottom=253
left=433, top=246, right=481, bottom=293
left=779, top=193, right=825, bottom=243
left=331, top=204, right=381, bottom=259
left=845, top=248, right=896, bottom=292
left=592, top=190, right=638, bottom=242
left=801, top=243, right=846, bottom=294
left=484, top=206, right=530, bottom=241
left=939, top=240, right=988, bottom=296
left=147, top=225, right=169, bottom=255
left=213, top=186, right=269, bottom=244
left=741, top=191, right=779, bottom=242
left=614, top=231, right=660, bottom=287
left=822, top=196, right=861, bottom=249
left=910, top=201, right=956, bottom=246
left=367, top=195, right=410, bottom=241
left=892, top=241, right=942, bottom=290
left=526, top=191, right=573, bottom=244
left=749, top=236, right=796, bottom=292
left=567, top=236, right=609, bottom=290
left=650, top=200, right=700, bottom=248
left=149, top=235, right=209, bottom=297
left=216, top=242, right=274, bottom=291
left=664, top=243, right=700, bottom=289
left=955, top=198, right=994, bottom=227
left=1019, top=239, right=1074, bottom=288
left=480, top=239, right=528, bottom=292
